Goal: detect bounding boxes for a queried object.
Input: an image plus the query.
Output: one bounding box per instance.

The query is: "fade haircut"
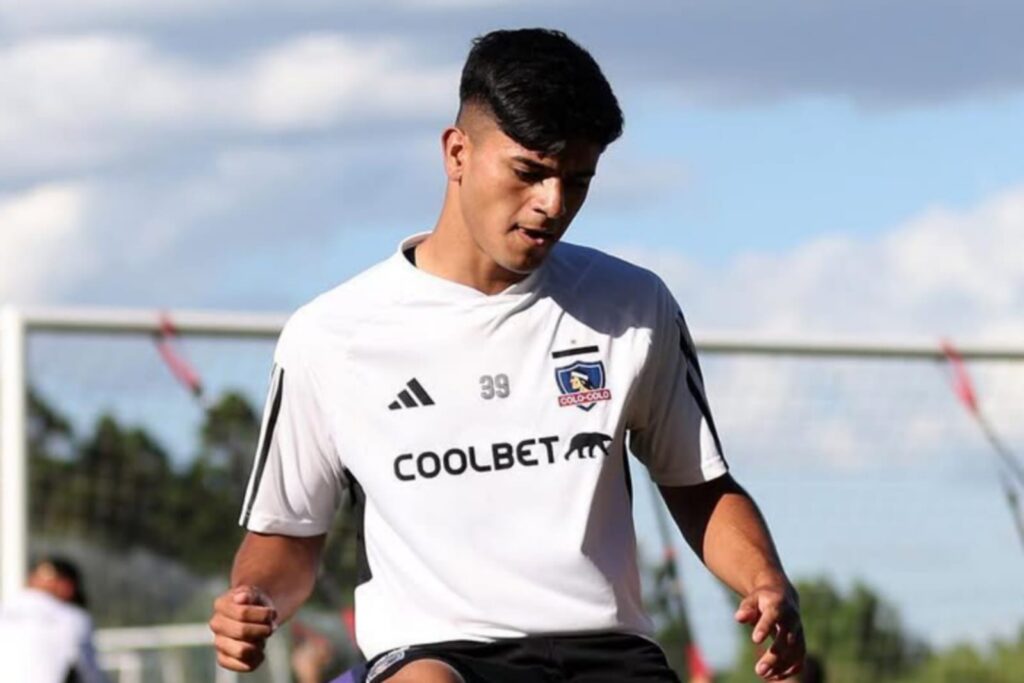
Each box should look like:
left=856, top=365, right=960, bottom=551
left=459, top=28, right=624, bottom=154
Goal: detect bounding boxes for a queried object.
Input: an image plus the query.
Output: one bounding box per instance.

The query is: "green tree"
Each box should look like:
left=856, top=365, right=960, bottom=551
left=28, top=389, right=78, bottom=534
left=77, top=416, right=175, bottom=550
left=646, top=550, right=702, bottom=678
left=167, top=391, right=262, bottom=573
left=180, top=389, right=362, bottom=610
left=198, top=391, right=260, bottom=501
left=890, top=628, right=1024, bottom=683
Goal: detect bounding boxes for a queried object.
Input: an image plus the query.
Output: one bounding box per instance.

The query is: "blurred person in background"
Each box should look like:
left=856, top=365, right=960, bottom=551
left=0, top=556, right=108, bottom=683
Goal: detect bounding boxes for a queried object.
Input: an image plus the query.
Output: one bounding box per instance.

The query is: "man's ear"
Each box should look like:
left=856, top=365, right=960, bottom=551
left=442, top=126, right=468, bottom=182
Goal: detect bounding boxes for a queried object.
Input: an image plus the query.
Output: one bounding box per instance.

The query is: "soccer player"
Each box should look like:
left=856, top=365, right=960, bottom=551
left=0, top=556, right=108, bottom=683
left=210, top=28, right=805, bottom=682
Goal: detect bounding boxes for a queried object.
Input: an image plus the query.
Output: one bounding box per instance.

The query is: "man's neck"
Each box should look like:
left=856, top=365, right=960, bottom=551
left=416, top=212, right=527, bottom=296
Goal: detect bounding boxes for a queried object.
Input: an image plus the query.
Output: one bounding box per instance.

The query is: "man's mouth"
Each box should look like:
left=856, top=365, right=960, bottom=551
left=515, top=225, right=557, bottom=246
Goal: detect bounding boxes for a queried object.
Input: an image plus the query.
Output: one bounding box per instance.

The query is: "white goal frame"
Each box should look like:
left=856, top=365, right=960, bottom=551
left=3, top=304, right=1023, bottom=679
left=5, top=304, right=1024, bottom=598
left=1, top=305, right=287, bottom=602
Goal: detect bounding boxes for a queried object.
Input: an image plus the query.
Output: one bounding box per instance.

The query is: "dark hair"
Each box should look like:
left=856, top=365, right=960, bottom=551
left=459, top=28, right=623, bottom=154
left=35, top=555, right=88, bottom=608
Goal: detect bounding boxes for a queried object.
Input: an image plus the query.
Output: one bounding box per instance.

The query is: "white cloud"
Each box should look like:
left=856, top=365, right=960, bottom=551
left=1, top=35, right=193, bottom=122
left=0, top=129, right=442, bottom=310
left=242, top=34, right=453, bottom=130
left=0, top=35, right=198, bottom=173
left=0, top=33, right=456, bottom=176
left=0, top=183, right=96, bottom=303
left=882, top=200, right=1024, bottom=313
left=0, top=0, right=229, bottom=32
left=0, top=0, right=521, bottom=32
left=613, top=184, right=1024, bottom=470
left=617, top=184, right=1024, bottom=343
left=3, top=1, right=1023, bottom=105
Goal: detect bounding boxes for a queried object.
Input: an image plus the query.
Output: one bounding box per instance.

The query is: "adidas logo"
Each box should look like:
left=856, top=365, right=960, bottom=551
left=388, top=378, right=435, bottom=410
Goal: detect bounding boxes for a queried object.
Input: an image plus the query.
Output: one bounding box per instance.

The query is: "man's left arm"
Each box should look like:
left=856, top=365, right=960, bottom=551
left=660, top=473, right=805, bottom=681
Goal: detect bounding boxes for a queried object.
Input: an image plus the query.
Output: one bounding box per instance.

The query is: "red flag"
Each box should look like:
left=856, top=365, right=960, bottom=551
left=940, top=339, right=978, bottom=415
left=154, top=341, right=203, bottom=396
left=154, top=312, right=204, bottom=397
left=341, top=605, right=357, bottom=646
left=686, top=642, right=712, bottom=681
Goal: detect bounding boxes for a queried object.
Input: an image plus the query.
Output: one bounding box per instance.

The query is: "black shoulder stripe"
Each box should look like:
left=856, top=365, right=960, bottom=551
left=241, top=366, right=285, bottom=527
left=686, top=372, right=725, bottom=461
left=676, top=311, right=704, bottom=382
left=675, top=310, right=720, bottom=456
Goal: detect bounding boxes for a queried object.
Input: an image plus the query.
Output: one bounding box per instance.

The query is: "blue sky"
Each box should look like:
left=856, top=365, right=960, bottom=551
left=614, top=93, right=1024, bottom=256
left=3, top=0, right=1023, bottom=670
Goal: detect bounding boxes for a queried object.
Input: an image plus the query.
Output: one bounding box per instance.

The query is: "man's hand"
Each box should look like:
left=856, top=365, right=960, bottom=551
left=210, top=585, right=278, bottom=672
left=734, top=582, right=805, bottom=681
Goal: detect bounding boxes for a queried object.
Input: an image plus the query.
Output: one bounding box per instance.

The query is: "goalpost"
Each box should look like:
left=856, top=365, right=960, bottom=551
left=1, top=305, right=289, bottom=683
left=2, top=304, right=1022, bottom=681
left=2, top=305, right=286, bottom=601
left=1, top=305, right=27, bottom=603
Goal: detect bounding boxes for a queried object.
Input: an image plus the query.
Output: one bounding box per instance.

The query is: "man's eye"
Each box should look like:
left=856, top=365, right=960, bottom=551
left=515, top=170, right=545, bottom=184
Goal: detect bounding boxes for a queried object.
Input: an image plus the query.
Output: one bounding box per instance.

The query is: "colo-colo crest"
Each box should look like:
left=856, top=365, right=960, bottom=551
left=555, top=360, right=612, bottom=411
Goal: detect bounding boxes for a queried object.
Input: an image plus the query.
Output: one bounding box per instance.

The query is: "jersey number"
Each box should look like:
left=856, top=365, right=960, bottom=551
left=480, top=374, right=510, bottom=399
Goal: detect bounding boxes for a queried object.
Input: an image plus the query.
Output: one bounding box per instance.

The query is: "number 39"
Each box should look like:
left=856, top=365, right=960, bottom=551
left=480, top=374, right=510, bottom=399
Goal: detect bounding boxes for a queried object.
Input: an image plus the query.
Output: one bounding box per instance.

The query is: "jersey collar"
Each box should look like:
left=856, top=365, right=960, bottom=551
left=394, top=232, right=547, bottom=301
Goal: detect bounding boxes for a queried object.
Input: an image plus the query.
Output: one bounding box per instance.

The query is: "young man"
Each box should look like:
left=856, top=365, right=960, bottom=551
left=210, top=28, right=804, bottom=682
left=0, top=557, right=108, bottom=683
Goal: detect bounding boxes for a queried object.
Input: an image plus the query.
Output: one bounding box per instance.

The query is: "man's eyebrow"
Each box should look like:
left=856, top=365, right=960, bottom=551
left=511, top=156, right=595, bottom=179
left=511, top=156, right=552, bottom=171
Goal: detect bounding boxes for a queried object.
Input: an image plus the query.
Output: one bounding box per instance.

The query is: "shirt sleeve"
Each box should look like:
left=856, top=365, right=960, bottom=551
left=628, top=278, right=728, bottom=486
left=239, top=311, right=345, bottom=536
left=75, top=615, right=109, bottom=683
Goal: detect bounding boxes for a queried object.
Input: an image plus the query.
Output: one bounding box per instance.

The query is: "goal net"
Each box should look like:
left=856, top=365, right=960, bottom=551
left=3, top=307, right=1022, bottom=682
left=2, top=307, right=362, bottom=683
left=634, top=338, right=1024, bottom=681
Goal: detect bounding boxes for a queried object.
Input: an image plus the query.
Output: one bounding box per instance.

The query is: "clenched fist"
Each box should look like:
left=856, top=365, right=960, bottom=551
left=210, top=585, right=278, bottom=672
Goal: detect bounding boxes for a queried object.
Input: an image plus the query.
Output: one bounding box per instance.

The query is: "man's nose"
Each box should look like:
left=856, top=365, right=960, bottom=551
left=534, top=177, right=566, bottom=220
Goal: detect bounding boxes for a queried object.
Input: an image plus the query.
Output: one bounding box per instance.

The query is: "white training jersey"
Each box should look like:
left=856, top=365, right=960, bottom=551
left=0, top=589, right=106, bottom=683
left=241, top=233, right=728, bottom=659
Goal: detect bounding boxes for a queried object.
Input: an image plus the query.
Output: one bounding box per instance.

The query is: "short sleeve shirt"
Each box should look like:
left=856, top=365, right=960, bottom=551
left=241, top=235, right=727, bottom=659
left=0, top=589, right=106, bottom=683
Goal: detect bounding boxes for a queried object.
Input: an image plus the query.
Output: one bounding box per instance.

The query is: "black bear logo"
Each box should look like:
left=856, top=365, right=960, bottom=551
left=564, top=432, right=613, bottom=459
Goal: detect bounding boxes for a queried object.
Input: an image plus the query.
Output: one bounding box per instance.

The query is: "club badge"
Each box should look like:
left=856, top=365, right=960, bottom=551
left=555, top=360, right=612, bottom=411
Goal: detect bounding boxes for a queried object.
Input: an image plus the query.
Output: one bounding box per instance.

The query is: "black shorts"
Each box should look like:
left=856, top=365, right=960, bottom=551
left=364, top=632, right=681, bottom=683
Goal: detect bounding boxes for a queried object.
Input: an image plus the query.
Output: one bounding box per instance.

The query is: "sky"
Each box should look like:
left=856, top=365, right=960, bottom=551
left=3, top=0, right=1024, bottom=670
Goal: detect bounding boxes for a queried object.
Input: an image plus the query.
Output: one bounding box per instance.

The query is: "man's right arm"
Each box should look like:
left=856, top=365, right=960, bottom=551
left=210, top=531, right=325, bottom=672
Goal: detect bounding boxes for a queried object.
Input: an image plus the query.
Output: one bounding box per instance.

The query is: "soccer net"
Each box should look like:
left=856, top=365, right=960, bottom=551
left=1, top=307, right=362, bottom=683
left=2, top=306, right=1022, bottom=682
left=635, top=337, right=1024, bottom=681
